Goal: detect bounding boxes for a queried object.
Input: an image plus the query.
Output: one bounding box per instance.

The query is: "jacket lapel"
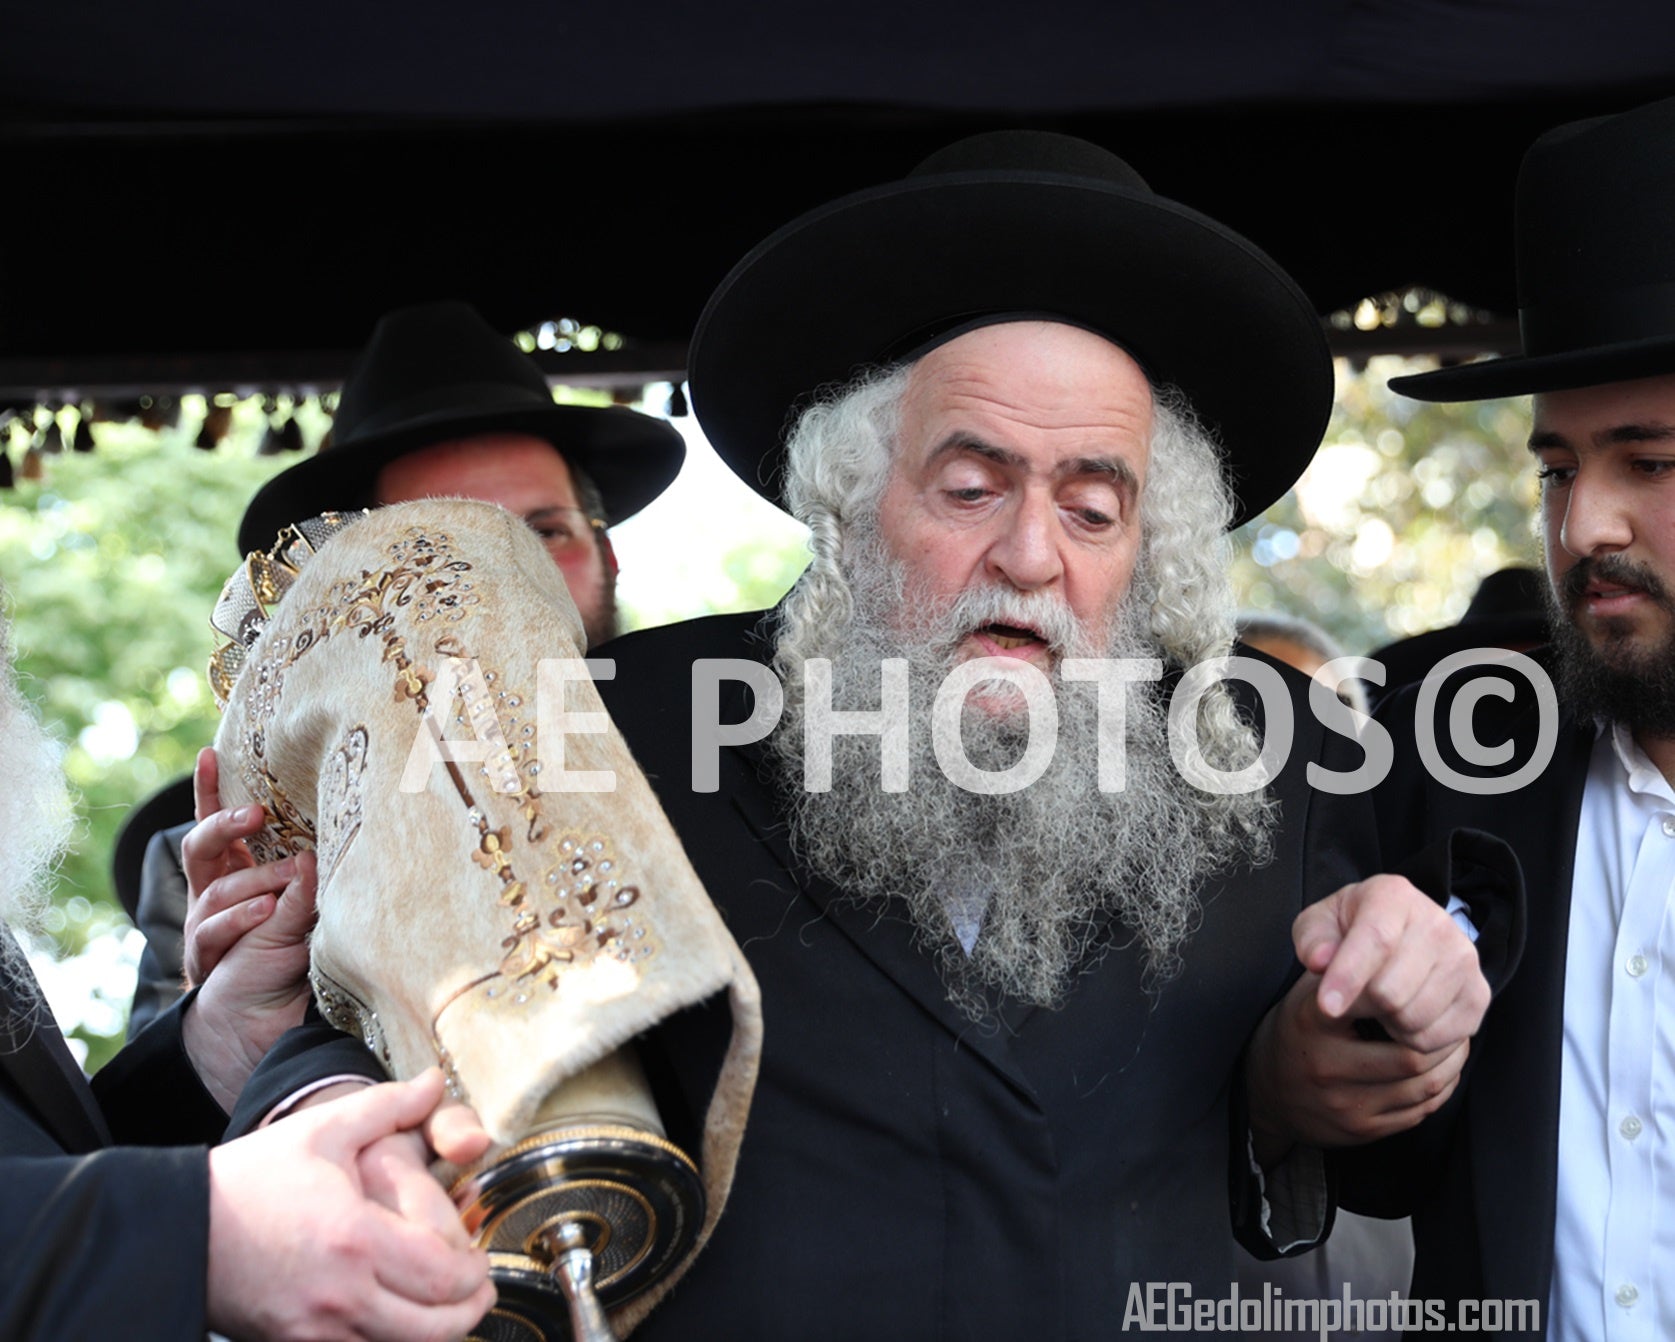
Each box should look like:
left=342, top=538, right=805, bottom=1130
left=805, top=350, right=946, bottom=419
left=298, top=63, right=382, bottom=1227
left=1470, top=713, right=1591, bottom=1303
left=725, top=748, right=1043, bottom=1103
left=0, top=952, right=111, bottom=1153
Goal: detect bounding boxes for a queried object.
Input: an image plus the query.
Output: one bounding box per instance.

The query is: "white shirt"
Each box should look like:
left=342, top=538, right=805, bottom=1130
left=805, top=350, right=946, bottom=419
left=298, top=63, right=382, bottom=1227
left=1550, top=723, right=1675, bottom=1342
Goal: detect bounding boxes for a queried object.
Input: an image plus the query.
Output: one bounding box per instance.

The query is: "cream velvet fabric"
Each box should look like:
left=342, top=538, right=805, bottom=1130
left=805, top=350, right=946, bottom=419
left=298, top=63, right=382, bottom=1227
left=210, top=499, right=761, bottom=1328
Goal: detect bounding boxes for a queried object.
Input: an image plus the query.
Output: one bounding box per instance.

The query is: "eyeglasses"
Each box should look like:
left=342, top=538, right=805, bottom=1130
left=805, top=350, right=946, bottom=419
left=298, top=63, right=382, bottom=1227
left=525, top=506, right=606, bottom=552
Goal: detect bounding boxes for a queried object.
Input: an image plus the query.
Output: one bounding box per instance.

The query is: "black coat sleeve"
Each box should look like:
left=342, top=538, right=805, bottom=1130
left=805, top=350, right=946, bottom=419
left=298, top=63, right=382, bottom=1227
left=1229, top=667, right=1527, bottom=1250
left=94, top=989, right=230, bottom=1146
left=226, top=1012, right=388, bottom=1138
left=1, top=987, right=210, bottom=1340
left=0, top=1136, right=210, bottom=1342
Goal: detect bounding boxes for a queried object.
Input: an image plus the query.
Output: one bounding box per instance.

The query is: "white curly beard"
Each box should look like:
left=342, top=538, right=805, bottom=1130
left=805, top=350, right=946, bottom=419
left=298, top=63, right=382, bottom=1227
left=0, top=631, right=72, bottom=1010
left=769, top=537, right=1268, bottom=1020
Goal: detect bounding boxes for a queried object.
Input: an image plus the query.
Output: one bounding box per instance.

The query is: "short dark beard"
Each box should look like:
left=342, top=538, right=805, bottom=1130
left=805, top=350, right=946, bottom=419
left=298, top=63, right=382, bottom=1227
left=582, top=578, right=621, bottom=650
left=1548, top=555, right=1675, bottom=736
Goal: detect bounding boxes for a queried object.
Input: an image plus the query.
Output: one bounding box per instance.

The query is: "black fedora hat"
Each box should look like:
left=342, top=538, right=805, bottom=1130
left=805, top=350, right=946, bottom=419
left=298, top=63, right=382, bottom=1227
left=1393, top=96, right=1675, bottom=402
left=689, top=130, right=1333, bottom=528
left=238, top=302, right=685, bottom=554
left=1367, top=566, right=1551, bottom=696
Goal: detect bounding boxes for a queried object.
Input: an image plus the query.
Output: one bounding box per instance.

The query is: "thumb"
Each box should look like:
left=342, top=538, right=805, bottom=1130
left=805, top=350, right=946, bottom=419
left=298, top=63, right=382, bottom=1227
left=1293, top=885, right=1353, bottom=974
left=193, top=746, right=223, bottom=824
left=428, top=1100, right=495, bottom=1168
left=311, top=1068, right=447, bottom=1158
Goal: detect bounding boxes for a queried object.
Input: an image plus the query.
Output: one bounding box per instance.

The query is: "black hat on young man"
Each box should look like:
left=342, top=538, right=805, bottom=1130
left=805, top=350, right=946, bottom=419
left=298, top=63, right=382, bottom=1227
left=238, top=302, right=684, bottom=554
left=1393, top=96, right=1675, bottom=403
left=689, top=130, right=1334, bottom=528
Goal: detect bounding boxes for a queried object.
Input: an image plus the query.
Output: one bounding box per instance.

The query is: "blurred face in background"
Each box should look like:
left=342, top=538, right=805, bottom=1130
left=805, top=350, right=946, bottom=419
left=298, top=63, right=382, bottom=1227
left=376, top=433, right=619, bottom=646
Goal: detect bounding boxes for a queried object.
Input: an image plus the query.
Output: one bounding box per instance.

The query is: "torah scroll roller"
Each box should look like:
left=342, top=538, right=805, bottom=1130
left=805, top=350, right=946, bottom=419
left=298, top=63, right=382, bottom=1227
left=207, top=500, right=762, bottom=1341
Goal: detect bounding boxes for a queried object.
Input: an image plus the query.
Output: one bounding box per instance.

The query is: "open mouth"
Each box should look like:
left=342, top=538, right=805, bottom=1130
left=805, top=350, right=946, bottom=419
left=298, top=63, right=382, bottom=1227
left=1564, top=557, right=1668, bottom=616
left=1579, top=578, right=1648, bottom=615
left=975, top=621, right=1050, bottom=653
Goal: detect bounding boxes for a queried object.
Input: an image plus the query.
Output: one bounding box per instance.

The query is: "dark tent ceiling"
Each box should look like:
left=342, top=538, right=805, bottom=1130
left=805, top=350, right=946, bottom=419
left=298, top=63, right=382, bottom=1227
left=5, top=0, right=1675, bottom=396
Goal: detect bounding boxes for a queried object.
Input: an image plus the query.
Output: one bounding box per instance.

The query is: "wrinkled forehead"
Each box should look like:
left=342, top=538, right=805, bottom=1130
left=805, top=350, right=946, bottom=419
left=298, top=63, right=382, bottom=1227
left=905, top=318, right=1148, bottom=379
left=375, top=431, right=582, bottom=506
left=897, top=320, right=1156, bottom=454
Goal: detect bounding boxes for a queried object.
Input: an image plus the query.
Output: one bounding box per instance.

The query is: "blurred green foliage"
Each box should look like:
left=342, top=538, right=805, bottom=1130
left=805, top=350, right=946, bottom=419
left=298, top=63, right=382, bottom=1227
left=1233, top=356, right=1541, bottom=651
left=3, top=405, right=296, bottom=1069
left=1, top=356, right=1542, bottom=1070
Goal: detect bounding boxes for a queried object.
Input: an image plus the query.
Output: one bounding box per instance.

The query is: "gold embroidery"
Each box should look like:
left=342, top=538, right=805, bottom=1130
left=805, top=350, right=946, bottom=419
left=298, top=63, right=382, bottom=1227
left=311, top=966, right=392, bottom=1073
left=214, top=523, right=484, bottom=861
left=212, top=515, right=661, bottom=1085
left=316, top=726, right=369, bottom=887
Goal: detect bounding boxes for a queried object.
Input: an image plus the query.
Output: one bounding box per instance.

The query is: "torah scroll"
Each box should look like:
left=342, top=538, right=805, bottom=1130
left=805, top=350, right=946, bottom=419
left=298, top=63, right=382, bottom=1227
left=208, top=499, right=761, bottom=1340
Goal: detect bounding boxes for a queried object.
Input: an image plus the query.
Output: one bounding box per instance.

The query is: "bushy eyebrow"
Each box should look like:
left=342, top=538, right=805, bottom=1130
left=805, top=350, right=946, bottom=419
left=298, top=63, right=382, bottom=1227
left=1529, top=422, right=1675, bottom=453
left=927, top=433, right=1139, bottom=493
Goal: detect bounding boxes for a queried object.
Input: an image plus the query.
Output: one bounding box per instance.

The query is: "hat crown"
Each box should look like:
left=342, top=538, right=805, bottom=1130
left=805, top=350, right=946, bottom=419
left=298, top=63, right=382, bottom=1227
left=333, top=301, right=553, bottom=449
left=236, top=300, right=685, bottom=553
left=1461, top=566, right=1548, bottom=625
left=909, top=130, right=1151, bottom=193
left=1514, top=96, right=1675, bottom=353
left=689, top=128, right=1330, bottom=528
left=1391, top=94, right=1675, bottom=402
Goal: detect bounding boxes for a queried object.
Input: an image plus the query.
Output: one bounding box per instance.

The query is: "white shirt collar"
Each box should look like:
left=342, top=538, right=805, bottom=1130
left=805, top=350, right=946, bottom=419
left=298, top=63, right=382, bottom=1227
left=1602, top=719, right=1675, bottom=804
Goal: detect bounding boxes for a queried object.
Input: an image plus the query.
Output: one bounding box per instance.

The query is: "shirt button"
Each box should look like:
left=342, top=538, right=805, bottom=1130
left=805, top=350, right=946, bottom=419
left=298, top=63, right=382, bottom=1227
left=1663, top=816, right=1675, bottom=837
left=1621, top=1115, right=1644, bottom=1140
left=1628, top=955, right=1650, bottom=978
left=1616, top=1284, right=1639, bottom=1308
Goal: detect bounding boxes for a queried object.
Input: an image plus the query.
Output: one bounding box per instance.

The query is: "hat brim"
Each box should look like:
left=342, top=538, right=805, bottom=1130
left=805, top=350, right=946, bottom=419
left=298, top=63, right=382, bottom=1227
left=1389, top=333, right=1675, bottom=402
left=238, top=402, right=684, bottom=555
left=690, top=169, right=1333, bottom=527
left=112, top=774, right=195, bottom=921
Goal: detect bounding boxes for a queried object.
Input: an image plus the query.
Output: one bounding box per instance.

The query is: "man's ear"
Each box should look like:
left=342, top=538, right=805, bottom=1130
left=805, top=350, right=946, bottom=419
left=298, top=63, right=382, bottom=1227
left=599, top=530, right=620, bottom=578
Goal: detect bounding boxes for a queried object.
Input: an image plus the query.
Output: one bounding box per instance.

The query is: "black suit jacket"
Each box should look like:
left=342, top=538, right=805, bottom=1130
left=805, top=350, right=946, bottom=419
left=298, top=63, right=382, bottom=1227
left=127, top=821, right=193, bottom=1039
left=1341, top=653, right=1589, bottom=1330
left=237, top=611, right=1508, bottom=1340
left=0, top=956, right=227, bottom=1340
left=606, top=613, right=1389, bottom=1341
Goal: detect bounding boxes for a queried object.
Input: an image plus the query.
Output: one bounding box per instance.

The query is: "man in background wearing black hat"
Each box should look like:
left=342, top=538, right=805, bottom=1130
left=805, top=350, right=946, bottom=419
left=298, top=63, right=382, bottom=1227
left=123, top=301, right=685, bottom=1037
left=221, top=133, right=1501, bottom=1336
left=238, top=300, right=684, bottom=651
left=1363, top=566, right=1550, bottom=709
left=1283, top=94, right=1675, bottom=1338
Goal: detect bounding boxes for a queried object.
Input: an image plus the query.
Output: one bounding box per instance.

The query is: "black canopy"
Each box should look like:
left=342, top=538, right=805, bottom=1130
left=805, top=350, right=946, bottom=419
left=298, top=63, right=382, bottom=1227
left=4, top=0, right=1674, bottom=395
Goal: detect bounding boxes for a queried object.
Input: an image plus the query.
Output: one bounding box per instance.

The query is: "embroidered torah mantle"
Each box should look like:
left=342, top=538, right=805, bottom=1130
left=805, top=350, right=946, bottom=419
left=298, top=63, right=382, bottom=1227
left=208, top=499, right=761, bottom=1328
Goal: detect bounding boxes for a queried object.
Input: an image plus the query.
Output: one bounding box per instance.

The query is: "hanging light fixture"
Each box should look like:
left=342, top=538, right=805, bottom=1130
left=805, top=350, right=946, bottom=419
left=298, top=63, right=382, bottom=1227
left=71, top=405, right=96, bottom=453
left=37, top=408, right=65, bottom=455
left=140, top=395, right=181, bottom=433
left=197, top=400, right=234, bottom=450
left=256, top=394, right=285, bottom=455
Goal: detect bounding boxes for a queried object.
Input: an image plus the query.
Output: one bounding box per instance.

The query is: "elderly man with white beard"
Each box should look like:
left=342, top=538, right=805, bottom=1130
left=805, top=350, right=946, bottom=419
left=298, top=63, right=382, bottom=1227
left=762, top=335, right=1276, bottom=1020
left=216, top=132, right=1509, bottom=1340
left=0, top=600, right=497, bottom=1340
